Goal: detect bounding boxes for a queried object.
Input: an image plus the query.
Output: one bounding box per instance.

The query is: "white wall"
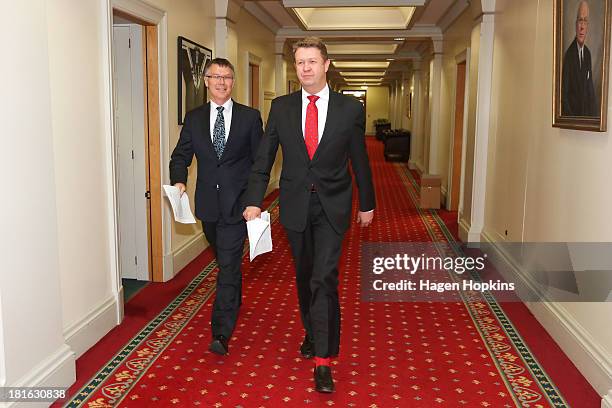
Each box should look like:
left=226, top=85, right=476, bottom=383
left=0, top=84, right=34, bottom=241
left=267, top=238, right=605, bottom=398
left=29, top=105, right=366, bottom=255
left=0, top=0, right=75, bottom=390
left=47, top=0, right=120, bottom=356
left=432, top=0, right=612, bottom=399
left=365, top=86, right=391, bottom=134
left=485, top=0, right=612, bottom=397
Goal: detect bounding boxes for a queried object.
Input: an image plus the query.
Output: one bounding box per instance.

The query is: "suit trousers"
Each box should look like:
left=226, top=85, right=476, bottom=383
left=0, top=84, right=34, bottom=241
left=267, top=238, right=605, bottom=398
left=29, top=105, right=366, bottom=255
left=203, top=219, right=247, bottom=338
left=284, top=192, right=344, bottom=358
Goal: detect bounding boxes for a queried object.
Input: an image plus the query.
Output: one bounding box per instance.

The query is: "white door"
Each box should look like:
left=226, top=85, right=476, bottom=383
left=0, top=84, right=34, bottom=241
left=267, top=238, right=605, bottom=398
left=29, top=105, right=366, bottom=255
left=112, top=24, right=149, bottom=281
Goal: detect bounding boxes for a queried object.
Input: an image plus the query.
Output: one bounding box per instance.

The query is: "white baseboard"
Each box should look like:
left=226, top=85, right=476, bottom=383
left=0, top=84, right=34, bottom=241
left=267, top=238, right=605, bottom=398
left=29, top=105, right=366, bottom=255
left=602, top=390, right=612, bottom=408
left=408, top=160, right=417, bottom=170
left=163, top=251, right=174, bottom=282
left=172, top=232, right=208, bottom=277
left=8, top=344, right=75, bottom=408
left=440, top=186, right=447, bottom=208
left=64, top=294, right=119, bottom=358
left=481, top=234, right=612, bottom=398
left=415, top=161, right=424, bottom=174
left=458, top=216, right=471, bottom=242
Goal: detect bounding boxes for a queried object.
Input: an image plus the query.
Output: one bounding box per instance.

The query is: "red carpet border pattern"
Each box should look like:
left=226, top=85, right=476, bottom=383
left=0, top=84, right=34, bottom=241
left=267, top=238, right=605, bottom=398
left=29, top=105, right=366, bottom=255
left=62, top=141, right=572, bottom=407
left=395, top=166, right=567, bottom=407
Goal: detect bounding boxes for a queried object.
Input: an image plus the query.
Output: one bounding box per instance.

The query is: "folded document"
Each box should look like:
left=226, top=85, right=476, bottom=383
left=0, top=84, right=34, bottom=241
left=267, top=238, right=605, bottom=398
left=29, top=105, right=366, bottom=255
left=247, top=211, right=272, bottom=261
left=163, top=185, right=197, bottom=224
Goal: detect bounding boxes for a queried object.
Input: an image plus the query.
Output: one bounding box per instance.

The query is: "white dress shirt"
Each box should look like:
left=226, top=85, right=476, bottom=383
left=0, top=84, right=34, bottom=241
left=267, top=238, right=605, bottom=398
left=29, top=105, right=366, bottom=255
left=301, top=84, right=329, bottom=141
left=210, top=98, right=233, bottom=143
left=300, top=84, right=374, bottom=214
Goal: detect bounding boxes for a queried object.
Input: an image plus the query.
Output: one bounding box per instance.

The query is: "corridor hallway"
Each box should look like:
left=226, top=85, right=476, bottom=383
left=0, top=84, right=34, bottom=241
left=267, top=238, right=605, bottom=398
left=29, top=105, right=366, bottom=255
left=56, top=140, right=598, bottom=407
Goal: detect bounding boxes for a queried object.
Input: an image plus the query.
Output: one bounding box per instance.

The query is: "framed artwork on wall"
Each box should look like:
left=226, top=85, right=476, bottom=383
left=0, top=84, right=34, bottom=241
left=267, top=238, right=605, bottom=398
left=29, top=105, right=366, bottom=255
left=178, top=36, right=212, bottom=125
left=553, top=0, right=611, bottom=131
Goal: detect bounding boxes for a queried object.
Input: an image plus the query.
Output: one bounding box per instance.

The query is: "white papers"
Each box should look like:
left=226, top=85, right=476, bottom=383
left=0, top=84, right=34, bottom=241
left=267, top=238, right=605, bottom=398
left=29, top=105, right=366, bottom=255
left=247, top=211, right=272, bottom=261
left=163, top=185, right=197, bottom=224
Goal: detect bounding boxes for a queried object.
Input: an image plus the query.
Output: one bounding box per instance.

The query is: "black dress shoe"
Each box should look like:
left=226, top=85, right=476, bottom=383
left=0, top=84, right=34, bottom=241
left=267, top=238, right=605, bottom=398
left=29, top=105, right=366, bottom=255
left=209, top=335, right=229, bottom=355
left=313, top=365, right=334, bottom=393
left=300, top=335, right=314, bottom=359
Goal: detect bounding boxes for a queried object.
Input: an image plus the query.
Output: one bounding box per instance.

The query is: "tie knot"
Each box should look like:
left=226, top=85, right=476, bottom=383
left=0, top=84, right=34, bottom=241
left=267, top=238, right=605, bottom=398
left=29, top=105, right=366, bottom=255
left=307, top=95, right=319, bottom=104
left=217, top=106, right=224, bottom=112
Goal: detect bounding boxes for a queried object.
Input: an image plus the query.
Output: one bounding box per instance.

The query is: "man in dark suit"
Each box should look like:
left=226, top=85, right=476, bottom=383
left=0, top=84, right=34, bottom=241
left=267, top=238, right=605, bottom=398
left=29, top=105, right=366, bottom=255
left=170, top=58, right=263, bottom=355
left=243, top=37, right=375, bottom=393
left=562, top=0, right=596, bottom=116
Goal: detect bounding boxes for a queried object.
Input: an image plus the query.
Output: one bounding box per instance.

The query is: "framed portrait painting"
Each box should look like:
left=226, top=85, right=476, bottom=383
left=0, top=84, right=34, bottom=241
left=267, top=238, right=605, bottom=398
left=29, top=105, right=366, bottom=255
left=553, top=0, right=611, bottom=131
left=178, top=36, right=212, bottom=125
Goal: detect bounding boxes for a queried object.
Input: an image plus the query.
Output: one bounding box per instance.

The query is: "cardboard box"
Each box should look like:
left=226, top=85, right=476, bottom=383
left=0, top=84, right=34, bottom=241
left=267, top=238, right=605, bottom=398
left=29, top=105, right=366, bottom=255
left=420, top=174, right=441, bottom=209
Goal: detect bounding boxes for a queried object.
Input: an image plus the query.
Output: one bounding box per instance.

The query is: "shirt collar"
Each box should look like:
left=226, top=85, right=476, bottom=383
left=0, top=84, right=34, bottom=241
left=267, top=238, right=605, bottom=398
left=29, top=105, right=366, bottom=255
left=211, top=98, right=233, bottom=112
left=302, top=84, right=329, bottom=102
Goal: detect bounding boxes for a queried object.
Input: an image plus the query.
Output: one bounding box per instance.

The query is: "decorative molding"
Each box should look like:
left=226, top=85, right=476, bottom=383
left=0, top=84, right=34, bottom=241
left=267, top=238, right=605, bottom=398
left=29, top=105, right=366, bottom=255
left=64, top=295, right=119, bottom=358
left=264, top=91, right=276, bottom=100
left=438, top=0, right=470, bottom=33
left=481, top=0, right=497, bottom=14
left=215, top=0, right=243, bottom=23
left=163, top=251, right=174, bottom=282
left=458, top=216, right=471, bottom=242
left=9, top=344, right=75, bottom=405
left=276, top=26, right=442, bottom=39
left=468, top=13, right=495, bottom=242
left=603, top=390, right=612, bottom=408
left=112, top=0, right=164, bottom=23
left=455, top=49, right=468, bottom=63
left=283, top=0, right=425, bottom=6
left=244, top=2, right=280, bottom=34
left=245, top=51, right=264, bottom=109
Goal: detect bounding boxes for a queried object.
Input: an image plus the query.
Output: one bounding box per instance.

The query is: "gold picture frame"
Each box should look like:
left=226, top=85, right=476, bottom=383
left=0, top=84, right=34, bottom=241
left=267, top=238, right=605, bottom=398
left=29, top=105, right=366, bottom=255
left=553, top=0, right=611, bottom=131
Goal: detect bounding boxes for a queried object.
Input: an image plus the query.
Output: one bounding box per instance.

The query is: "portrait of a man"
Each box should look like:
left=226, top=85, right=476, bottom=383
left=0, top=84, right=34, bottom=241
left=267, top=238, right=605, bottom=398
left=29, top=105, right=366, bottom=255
left=561, top=1, right=596, bottom=116
left=554, top=0, right=610, bottom=131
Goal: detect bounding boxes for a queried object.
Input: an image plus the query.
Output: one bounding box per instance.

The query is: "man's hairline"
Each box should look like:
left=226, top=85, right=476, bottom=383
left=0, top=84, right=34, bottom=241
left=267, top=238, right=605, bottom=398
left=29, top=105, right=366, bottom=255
left=577, top=0, right=590, bottom=21
left=205, top=62, right=235, bottom=76
left=293, top=46, right=329, bottom=62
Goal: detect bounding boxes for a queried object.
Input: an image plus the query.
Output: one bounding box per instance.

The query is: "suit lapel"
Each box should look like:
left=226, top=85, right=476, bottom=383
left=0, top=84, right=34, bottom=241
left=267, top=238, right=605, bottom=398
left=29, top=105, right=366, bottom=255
left=291, top=92, right=310, bottom=162
left=201, top=103, right=216, bottom=155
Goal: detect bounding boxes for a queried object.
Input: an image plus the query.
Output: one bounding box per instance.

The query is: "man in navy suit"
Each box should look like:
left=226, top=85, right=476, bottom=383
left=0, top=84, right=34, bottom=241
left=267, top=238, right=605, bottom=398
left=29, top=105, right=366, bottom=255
left=170, top=58, right=263, bottom=355
left=243, top=38, right=375, bottom=393
left=562, top=0, right=596, bottom=116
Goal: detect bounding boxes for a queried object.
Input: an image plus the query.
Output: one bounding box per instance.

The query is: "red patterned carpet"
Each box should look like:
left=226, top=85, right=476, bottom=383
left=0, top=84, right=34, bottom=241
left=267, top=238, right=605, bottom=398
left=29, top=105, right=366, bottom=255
left=57, top=139, right=599, bottom=407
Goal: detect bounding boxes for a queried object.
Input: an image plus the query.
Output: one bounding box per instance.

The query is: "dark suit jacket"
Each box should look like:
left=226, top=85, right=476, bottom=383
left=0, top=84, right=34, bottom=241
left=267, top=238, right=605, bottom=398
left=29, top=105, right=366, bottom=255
left=562, top=38, right=596, bottom=116
left=170, top=101, right=263, bottom=223
left=245, top=90, right=375, bottom=234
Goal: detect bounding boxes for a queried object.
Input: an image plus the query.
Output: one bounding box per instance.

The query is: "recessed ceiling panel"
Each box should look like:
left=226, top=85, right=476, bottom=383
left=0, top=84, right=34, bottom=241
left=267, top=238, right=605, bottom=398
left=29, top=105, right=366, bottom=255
left=345, top=78, right=384, bottom=82
left=326, top=43, right=398, bottom=55
left=293, top=7, right=415, bottom=30
left=332, top=61, right=390, bottom=69
left=340, top=71, right=386, bottom=77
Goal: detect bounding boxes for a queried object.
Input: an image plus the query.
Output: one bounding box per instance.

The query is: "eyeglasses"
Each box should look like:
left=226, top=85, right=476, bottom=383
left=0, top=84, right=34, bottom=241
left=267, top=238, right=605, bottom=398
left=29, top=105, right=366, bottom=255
left=206, top=75, right=234, bottom=82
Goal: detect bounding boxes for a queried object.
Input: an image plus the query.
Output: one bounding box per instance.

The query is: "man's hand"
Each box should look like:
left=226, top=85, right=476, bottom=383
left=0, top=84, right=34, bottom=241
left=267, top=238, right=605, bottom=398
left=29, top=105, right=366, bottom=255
left=243, top=206, right=262, bottom=221
left=357, top=210, right=374, bottom=227
left=174, top=182, right=186, bottom=197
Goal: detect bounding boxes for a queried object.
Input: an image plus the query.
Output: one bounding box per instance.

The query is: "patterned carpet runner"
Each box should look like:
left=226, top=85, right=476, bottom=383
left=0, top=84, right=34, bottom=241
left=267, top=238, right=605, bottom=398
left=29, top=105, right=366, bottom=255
left=58, top=139, right=598, bottom=407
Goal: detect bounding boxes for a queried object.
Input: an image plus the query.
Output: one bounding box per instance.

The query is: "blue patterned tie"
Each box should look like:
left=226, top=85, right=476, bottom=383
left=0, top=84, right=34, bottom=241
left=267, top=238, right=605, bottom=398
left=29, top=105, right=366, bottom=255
left=213, top=106, right=226, bottom=159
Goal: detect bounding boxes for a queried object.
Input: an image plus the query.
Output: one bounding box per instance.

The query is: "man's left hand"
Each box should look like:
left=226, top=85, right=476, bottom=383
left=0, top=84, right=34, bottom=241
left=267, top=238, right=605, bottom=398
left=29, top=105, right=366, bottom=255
left=357, top=211, right=374, bottom=227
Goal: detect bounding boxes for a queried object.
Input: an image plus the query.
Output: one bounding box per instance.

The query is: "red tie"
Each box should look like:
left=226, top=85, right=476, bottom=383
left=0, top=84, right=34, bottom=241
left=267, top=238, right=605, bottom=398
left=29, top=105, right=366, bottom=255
left=305, top=95, right=319, bottom=159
